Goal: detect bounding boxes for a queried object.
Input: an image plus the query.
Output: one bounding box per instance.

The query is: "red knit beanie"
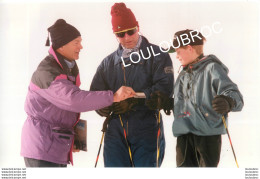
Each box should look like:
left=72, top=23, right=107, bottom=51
left=111, top=3, right=139, bottom=33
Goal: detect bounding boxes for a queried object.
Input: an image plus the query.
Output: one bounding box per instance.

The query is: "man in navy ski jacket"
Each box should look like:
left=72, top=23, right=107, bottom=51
left=90, top=3, right=174, bottom=167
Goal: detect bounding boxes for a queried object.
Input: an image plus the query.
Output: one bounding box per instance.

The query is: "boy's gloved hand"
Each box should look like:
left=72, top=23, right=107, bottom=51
left=212, top=95, right=235, bottom=115
left=97, top=106, right=112, bottom=117
left=112, top=98, right=139, bottom=114
left=145, top=91, right=173, bottom=115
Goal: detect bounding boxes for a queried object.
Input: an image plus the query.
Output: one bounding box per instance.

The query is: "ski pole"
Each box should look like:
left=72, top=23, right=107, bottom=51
left=119, top=115, right=135, bottom=167
left=222, top=115, right=239, bottom=168
left=156, top=110, right=161, bottom=167
left=95, top=114, right=112, bottom=168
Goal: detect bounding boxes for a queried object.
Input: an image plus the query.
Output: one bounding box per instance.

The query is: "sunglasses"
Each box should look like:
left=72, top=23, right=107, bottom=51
left=115, top=28, right=137, bottom=38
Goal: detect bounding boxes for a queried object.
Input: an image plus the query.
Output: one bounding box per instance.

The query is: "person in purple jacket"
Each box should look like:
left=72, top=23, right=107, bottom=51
left=21, top=19, right=135, bottom=167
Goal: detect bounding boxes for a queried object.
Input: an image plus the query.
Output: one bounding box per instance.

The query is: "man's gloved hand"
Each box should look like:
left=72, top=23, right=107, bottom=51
left=96, top=106, right=112, bottom=117
left=145, top=91, right=173, bottom=115
left=212, top=95, right=235, bottom=115
left=112, top=97, right=139, bottom=114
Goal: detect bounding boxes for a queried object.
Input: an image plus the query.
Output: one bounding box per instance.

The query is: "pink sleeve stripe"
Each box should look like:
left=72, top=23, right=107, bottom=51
left=55, top=74, right=67, bottom=81
left=48, top=46, right=63, bottom=69
left=76, top=74, right=81, bottom=87
left=29, top=81, right=40, bottom=91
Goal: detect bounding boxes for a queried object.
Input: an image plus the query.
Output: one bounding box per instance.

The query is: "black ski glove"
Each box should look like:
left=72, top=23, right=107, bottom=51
left=112, top=97, right=139, bottom=114
left=145, top=91, right=174, bottom=115
left=96, top=106, right=112, bottom=117
left=212, top=95, right=235, bottom=115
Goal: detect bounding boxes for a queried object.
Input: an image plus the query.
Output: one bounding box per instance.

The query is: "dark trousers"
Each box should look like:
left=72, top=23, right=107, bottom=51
left=176, top=133, right=222, bottom=167
left=104, top=112, right=165, bottom=167
left=24, top=157, right=67, bottom=167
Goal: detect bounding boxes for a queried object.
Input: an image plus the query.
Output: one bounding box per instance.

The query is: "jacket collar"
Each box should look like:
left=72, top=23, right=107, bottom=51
left=183, top=54, right=207, bottom=72
left=49, top=46, right=63, bottom=69
left=48, top=46, right=78, bottom=75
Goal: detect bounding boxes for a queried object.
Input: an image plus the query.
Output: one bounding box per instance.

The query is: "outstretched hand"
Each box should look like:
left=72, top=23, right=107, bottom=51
left=113, top=86, right=136, bottom=102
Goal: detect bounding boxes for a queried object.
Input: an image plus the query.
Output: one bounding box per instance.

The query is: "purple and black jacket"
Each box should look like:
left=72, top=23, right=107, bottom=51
left=21, top=47, right=113, bottom=165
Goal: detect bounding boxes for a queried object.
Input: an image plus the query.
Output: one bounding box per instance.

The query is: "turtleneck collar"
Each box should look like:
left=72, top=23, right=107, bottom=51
left=121, top=35, right=142, bottom=58
left=55, top=51, right=75, bottom=69
left=64, top=59, right=75, bottom=69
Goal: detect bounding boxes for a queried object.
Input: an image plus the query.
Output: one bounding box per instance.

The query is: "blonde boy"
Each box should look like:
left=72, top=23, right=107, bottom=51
left=147, top=29, right=244, bottom=167
left=171, top=29, right=244, bottom=167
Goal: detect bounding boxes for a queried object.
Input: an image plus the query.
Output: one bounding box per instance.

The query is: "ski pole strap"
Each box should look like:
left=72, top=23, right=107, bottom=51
left=101, top=113, right=113, bottom=132
left=95, top=114, right=113, bottom=167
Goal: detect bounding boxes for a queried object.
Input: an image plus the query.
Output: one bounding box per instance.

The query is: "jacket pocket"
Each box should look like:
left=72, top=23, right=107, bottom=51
left=47, top=130, right=74, bottom=160
left=198, top=106, right=209, bottom=120
left=198, top=106, right=219, bottom=125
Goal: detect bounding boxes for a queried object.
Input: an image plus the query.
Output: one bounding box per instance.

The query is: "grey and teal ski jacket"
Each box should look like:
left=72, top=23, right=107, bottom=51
left=172, top=55, right=244, bottom=137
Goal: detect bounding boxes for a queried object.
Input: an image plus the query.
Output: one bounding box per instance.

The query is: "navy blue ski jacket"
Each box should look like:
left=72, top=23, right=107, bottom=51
left=90, top=36, right=174, bottom=167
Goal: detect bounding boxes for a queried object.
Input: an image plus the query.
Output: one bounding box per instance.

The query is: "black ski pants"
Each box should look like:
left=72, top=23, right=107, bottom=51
left=24, top=157, right=67, bottom=167
left=176, top=133, right=221, bottom=167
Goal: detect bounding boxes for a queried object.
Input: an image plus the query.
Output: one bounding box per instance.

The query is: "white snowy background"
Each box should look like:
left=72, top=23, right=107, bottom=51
left=0, top=0, right=259, bottom=178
